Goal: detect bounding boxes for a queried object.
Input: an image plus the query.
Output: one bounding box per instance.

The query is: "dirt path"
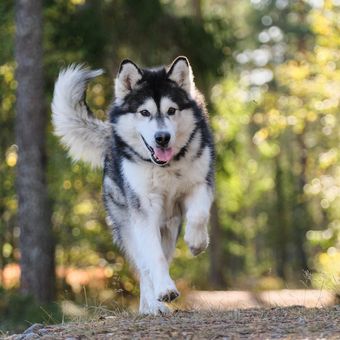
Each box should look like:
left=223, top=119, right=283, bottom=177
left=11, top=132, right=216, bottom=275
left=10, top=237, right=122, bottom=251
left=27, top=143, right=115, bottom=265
left=185, top=289, right=335, bottom=309
left=6, top=306, right=340, bottom=339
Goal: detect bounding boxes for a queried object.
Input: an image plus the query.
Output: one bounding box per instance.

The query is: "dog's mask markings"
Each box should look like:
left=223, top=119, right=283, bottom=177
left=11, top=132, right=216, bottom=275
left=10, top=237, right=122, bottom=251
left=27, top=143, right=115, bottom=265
left=167, top=56, right=195, bottom=98
left=114, top=57, right=197, bottom=167
left=138, top=98, right=158, bottom=117
left=160, top=97, right=178, bottom=115
left=136, top=99, right=173, bottom=166
left=136, top=96, right=179, bottom=166
left=156, top=116, right=166, bottom=128
left=115, top=60, right=142, bottom=100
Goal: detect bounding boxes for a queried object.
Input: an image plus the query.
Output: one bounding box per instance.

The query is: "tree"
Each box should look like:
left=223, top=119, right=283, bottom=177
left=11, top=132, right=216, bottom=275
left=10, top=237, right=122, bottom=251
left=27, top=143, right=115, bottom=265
left=15, top=0, right=55, bottom=303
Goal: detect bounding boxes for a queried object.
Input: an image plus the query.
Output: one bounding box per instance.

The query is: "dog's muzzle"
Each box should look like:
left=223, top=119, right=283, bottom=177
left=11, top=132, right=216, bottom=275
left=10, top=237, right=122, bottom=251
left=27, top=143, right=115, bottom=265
left=141, top=135, right=174, bottom=166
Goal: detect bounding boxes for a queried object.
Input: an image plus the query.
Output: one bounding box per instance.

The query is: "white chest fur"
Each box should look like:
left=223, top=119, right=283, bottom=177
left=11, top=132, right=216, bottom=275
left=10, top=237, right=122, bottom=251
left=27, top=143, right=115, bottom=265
left=122, top=146, right=211, bottom=217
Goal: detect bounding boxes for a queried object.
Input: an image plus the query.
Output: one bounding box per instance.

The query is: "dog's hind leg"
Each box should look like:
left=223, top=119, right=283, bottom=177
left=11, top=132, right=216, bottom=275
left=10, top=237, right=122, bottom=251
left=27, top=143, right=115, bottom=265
left=161, top=215, right=181, bottom=263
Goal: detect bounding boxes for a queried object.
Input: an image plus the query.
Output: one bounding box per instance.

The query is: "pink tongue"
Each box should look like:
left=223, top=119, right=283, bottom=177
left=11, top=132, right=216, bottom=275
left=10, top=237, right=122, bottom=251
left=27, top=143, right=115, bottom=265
left=154, top=148, right=174, bottom=162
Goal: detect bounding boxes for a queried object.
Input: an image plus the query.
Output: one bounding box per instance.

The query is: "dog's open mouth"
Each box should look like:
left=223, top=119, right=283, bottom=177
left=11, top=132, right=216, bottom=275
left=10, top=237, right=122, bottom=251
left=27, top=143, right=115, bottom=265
left=141, top=136, right=173, bottom=166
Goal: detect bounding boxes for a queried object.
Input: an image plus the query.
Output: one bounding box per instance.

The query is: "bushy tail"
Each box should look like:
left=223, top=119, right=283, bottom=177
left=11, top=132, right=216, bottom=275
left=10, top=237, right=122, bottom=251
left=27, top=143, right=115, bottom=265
left=51, top=65, right=111, bottom=168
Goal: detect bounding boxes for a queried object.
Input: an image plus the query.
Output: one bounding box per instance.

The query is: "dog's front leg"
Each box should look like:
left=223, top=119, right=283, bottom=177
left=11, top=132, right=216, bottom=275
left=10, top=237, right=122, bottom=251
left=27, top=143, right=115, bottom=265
left=184, top=183, right=214, bottom=256
left=122, top=212, right=179, bottom=314
left=139, top=272, right=171, bottom=315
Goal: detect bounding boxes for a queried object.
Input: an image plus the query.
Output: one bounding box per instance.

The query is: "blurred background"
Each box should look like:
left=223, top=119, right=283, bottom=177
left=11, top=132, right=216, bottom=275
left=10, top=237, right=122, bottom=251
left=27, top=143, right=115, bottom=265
left=1, top=0, right=339, bottom=332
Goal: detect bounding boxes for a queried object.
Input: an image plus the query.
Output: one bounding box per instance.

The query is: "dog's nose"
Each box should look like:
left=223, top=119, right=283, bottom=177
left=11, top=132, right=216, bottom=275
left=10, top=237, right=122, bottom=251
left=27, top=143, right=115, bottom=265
left=155, top=131, right=170, bottom=147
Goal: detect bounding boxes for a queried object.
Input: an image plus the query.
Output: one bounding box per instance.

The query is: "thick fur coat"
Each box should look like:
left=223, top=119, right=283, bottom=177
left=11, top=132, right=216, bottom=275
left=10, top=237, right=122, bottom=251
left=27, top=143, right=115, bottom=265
left=52, top=57, right=215, bottom=315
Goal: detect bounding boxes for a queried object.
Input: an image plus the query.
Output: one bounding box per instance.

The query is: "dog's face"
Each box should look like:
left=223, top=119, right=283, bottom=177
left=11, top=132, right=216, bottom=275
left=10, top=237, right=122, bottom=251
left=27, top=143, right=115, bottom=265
left=112, top=57, right=197, bottom=166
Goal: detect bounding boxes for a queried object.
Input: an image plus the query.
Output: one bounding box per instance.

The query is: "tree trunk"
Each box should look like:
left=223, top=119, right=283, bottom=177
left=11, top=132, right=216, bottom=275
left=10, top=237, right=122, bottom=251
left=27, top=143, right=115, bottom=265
left=192, top=0, right=203, bottom=22
left=274, top=156, right=288, bottom=279
left=291, top=1, right=309, bottom=274
left=15, top=0, right=55, bottom=303
left=292, top=134, right=309, bottom=272
left=209, top=202, right=225, bottom=288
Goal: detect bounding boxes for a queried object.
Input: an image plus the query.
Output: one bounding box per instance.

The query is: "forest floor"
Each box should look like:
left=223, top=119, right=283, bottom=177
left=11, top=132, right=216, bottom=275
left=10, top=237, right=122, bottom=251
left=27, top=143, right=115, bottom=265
left=4, top=290, right=340, bottom=339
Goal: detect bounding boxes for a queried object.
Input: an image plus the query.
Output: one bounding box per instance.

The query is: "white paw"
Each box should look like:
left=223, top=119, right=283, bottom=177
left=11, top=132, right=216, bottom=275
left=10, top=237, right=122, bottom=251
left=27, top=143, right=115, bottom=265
left=184, top=225, right=209, bottom=256
left=139, top=300, right=171, bottom=315
left=154, top=278, right=179, bottom=303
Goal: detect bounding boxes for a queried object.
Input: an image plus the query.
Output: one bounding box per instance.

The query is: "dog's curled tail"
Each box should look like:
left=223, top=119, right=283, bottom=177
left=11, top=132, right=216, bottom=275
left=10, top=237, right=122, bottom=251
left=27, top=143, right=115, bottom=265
left=51, top=65, right=111, bottom=168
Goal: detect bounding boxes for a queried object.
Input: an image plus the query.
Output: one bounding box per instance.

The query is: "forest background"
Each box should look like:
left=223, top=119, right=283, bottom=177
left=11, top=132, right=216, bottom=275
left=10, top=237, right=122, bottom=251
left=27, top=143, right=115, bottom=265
left=0, top=0, right=339, bottom=332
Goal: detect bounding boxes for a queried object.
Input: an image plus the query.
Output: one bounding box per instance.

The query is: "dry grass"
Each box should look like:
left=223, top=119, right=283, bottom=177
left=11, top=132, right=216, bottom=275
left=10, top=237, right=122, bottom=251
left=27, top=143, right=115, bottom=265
left=6, top=305, right=340, bottom=339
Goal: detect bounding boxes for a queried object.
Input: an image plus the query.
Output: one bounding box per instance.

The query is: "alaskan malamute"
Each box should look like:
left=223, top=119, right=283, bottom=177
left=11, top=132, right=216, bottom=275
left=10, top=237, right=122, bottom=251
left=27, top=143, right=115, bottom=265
left=52, top=57, right=215, bottom=315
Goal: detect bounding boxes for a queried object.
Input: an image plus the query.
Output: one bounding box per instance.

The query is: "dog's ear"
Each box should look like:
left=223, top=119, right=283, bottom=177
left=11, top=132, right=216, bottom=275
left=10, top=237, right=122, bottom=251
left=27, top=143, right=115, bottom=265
left=115, top=59, right=143, bottom=99
left=167, top=56, right=195, bottom=97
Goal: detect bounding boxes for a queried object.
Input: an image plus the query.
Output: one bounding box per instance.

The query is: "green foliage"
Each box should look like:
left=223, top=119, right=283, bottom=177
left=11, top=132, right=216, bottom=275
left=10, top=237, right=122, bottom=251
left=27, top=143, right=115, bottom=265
left=224, top=0, right=340, bottom=285
left=1, top=0, right=340, bottom=332
left=0, top=1, right=17, bottom=274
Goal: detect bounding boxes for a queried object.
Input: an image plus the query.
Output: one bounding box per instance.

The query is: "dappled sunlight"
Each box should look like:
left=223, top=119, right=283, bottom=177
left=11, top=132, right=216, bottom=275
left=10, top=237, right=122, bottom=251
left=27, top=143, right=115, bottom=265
left=0, top=263, right=20, bottom=289
left=0, top=263, right=136, bottom=298
left=1, top=0, right=340, bottom=333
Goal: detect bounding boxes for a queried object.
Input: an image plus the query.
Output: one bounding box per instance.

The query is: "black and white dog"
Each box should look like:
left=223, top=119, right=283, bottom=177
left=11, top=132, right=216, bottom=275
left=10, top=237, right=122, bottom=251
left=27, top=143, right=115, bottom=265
left=52, top=57, right=215, bottom=315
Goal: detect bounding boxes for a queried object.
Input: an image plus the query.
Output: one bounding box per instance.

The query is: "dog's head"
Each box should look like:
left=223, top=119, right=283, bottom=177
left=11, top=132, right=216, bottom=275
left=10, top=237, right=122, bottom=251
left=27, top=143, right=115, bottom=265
left=112, top=57, right=199, bottom=166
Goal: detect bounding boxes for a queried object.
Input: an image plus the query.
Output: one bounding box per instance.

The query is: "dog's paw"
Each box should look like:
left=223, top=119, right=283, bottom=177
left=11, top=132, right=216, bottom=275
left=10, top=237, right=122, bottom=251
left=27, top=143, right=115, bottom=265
left=157, top=288, right=179, bottom=302
left=154, top=279, right=179, bottom=303
left=184, top=225, right=209, bottom=256
left=139, top=300, right=171, bottom=315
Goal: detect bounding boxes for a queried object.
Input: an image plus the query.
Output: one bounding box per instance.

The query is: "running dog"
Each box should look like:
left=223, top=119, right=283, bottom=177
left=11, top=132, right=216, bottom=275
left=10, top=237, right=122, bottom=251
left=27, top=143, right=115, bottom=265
left=52, top=57, right=215, bottom=315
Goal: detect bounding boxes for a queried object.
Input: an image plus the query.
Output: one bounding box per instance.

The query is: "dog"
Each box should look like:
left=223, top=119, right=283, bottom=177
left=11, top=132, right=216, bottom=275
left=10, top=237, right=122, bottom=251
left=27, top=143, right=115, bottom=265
left=52, top=56, right=215, bottom=315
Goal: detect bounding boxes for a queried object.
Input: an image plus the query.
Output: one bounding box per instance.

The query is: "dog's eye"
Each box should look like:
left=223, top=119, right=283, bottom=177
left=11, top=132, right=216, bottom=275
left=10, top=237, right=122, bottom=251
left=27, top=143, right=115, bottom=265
left=167, top=107, right=176, bottom=116
left=140, top=110, right=151, bottom=117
